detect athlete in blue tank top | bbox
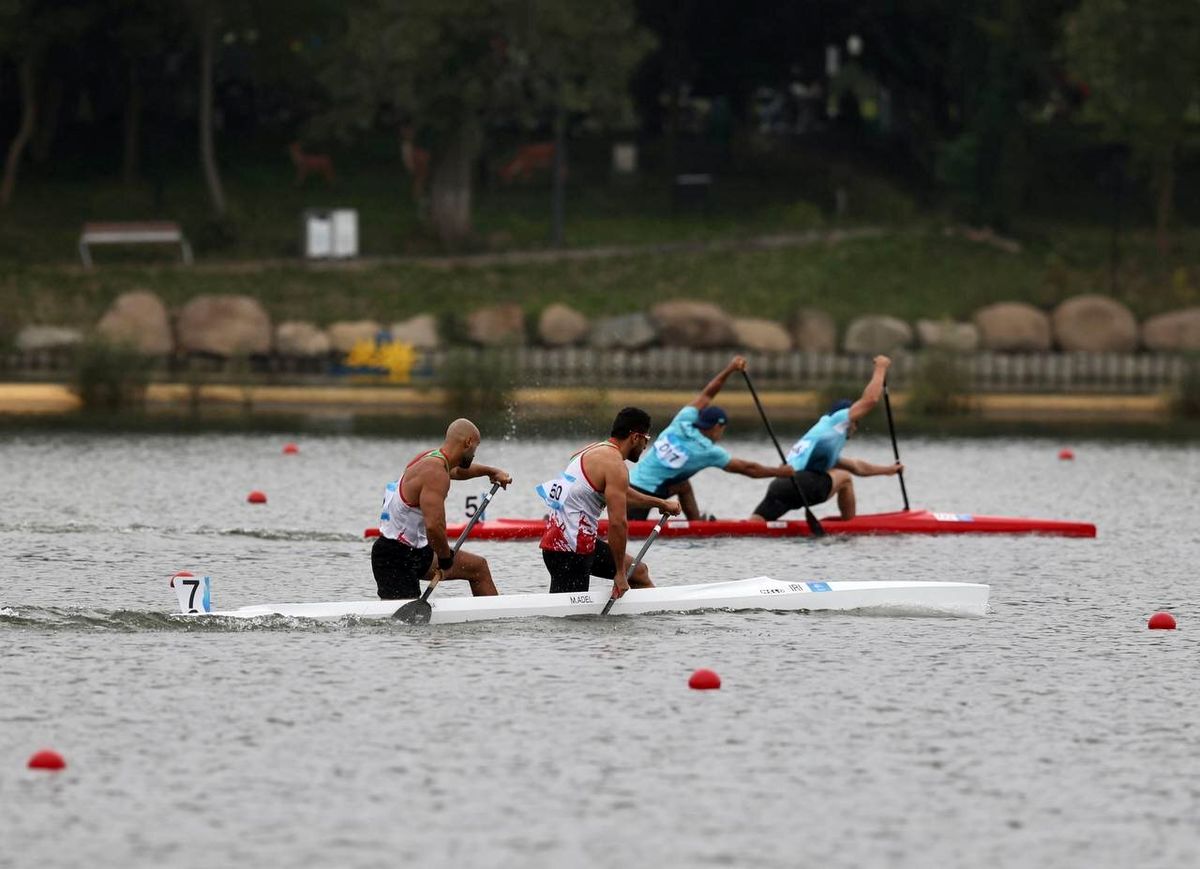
[751,355,904,522]
[628,356,794,520]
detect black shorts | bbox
[542,539,619,594]
[371,536,433,600]
[752,471,834,521]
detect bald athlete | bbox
[372,418,512,600]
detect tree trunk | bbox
[31,75,63,164]
[429,120,478,247]
[550,101,566,247]
[198,4,227,217]
[1,56,38,208]
[1154,150,1174,256]
[123,65,143,184]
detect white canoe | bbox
[194,577,989,624]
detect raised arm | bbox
[418,471,453,562]
[849,355,891,423]
[690,355,747,409]
[723,458,794,479]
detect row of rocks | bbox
[9,291,1200,356]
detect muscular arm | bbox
[724,458,794,479]
[592,452,630,573]
[450,463,512,487]
[417,470,453,561]
[849,355,891,423]
[689,355,746,410]
[626,486,681,515]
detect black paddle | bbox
[600,513,671,616]
[882,377,910,511]
[741,370,825,537]
[393,481,502,625]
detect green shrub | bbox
[1174,356,1200,419]
[71,339,151,413]
[907,350,974,417]
[440,347,517,425]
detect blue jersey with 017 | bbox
[628,406,732,496]
[786,408,851,473]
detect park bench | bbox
[78,221,193,267]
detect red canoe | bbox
[435,509,1096,541]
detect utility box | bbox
[612,142,638,174]
[302,208,358,259]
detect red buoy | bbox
[364,527,380,539]
[1058,448,1075,461]
[247,491,267,504]
[688,668,721,690]
[1148,612,1177,630]
[282,443,299,455]
[27,750,66,771]
[169,570,194,588]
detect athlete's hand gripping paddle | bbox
[393,482,502,625]
[601,513,670,616]
[882,377,910,511]
[741,371,825,537]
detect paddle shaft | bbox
[882,379,910,511]
[415,481,502,604]
[601,513,670,616]
[741,371,825,537]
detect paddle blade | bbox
[392,599,432,625]
[804,509,826,537]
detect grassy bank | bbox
[4,227,1200,338]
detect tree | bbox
[1066,0,1200,252]
[0,0,91,207]
[323,0,652,246]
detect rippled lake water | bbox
[2,430,1199,868]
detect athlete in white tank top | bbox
[537,442,616,554]
[379,448,448,548]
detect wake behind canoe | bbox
[441,509,1096,541]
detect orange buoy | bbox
[27,749,66,771]
[282,443,299,455]
[688,668,721,690]
[1148,612,1177,630]
[169,570,194,588]
[247,491,267,504]
[1058,448,1075,461]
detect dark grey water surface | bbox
[2,432,1198,868]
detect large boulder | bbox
[465,303,526,346]
[275,321,331,357]
[973,302,1052,352]
[1052,294,1137,352]
[326,320,384,354]
[650,300,736,348]
[843,315,913,354]
[589,313,657,349]
[537,303,589,347]
[916,319,979,353]
[1141,307,1200,352]
[96,290,173,355]
[789,308,837,353]
[390,314,441,350]
[16,325,84,351]
[732,317,792,352]
[177,295,272,356]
